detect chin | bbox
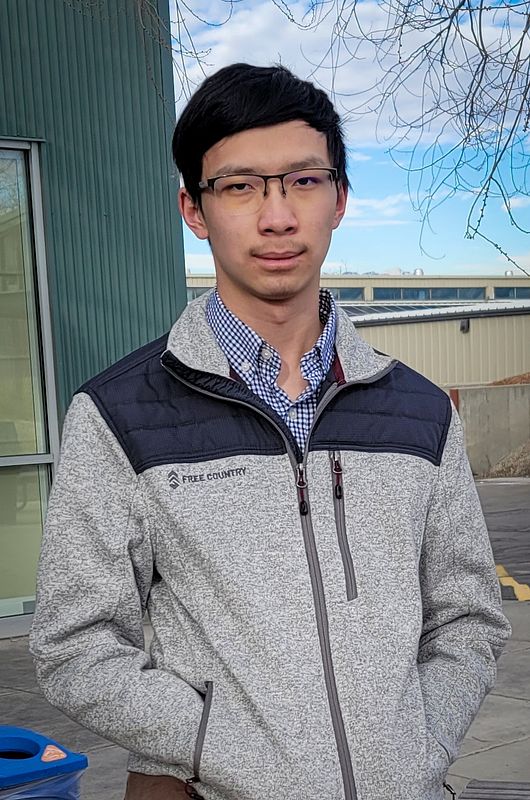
[252,280,307,303]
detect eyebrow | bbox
[210,157,330,177]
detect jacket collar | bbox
[165,288,393,383]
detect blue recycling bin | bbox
[0,727,88,799]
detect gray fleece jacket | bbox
[30,292,510,800]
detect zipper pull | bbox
[297,464,309,516]
[185,777,203,799]
[329,451,343,500]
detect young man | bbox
[30,64,510,800]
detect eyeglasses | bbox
[198,167,338,215]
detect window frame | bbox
[0,139,59,632]
[0,139,60,474]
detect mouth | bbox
[253,250,304,265]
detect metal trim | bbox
[353,306,530,327]
[28,142,61,477]
[0,454,54,467]
[0,138,45,148]
[0,613,34,640]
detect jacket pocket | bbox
[329,451,358,601]
[425,729,451,793]
[427,731,451,766]
[192,681,214,780]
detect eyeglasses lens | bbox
[213,169,334,215]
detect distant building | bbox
[351,302,530,386]
[186,273,530,304]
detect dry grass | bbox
[486,439,530,478]
[490,372,530,385]
[484,372,530,476]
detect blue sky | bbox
[170,0,530,277]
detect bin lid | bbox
[0,726,88,789]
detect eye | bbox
[291,173,326,189]
[226,182,254,192]
[216,176,261,194]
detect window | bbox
[338,287,364,301]
[495,286,530,299]
[430,287,459,300]
[0,466,48,617]
[0,143,58,623]
[402,288,430,300]
[373,287,402,300]
[494,287,515,299]
[458,287,485,300]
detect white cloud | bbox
[503,197,530,211]
[345,193,410,219]
[185,252,215,273]
[504,252,530,271]
[342,218,409,228]
[349,152,372,162]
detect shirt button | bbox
[240,360,252,374]
[288,408,298,420]
[261,346,273,361]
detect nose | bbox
[257,178,298,235]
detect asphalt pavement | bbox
[477,478,530,600]
[0,478,528,799]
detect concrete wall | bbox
[451,384,530,475]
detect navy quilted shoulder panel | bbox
[77,338,287,474]
[311,362,451,466]
[78,344,450,472]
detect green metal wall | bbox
[0,0,186,418]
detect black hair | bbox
[172,63,348,204]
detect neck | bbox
[215,282,323,401]
[217,287,323,363]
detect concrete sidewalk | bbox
[446,600,530,796]
[0,600,528,799]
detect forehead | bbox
[201,120,330,176]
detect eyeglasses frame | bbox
[197,167,339,199]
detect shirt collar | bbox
[206,290,264,380]
[206,288,337,384]
[312,289,336,379]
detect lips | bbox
[254,250,303,260]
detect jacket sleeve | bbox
[29,392,203,769]
[418,404,511,763]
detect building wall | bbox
[453,385,530,475]
[356,314,530,386]
[0,0,186,416]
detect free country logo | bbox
[167,467,247,488]
[168,470,180,489]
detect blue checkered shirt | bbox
[206,289,337,451]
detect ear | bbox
[332,183,348,230]
[179,188,209,240]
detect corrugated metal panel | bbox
[0,0,185,416]
[358,314,530,386]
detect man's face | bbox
[179,120,347,306]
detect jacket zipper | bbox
[185,680,214,797]
[329,451,358,601]
[296,461,358,800]
[162,355,396,800]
